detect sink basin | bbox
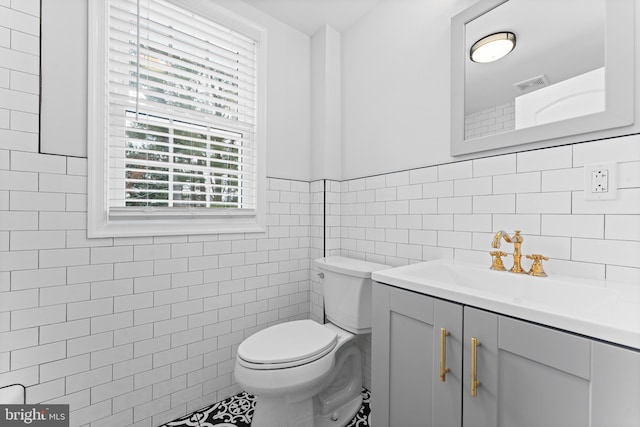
[372,259,640,349]
[373,259,618,316]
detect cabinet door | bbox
[591,341,640,427]
[463,307,593,427]
[372,283,462,427]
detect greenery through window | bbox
[123,111,243,208]
[88,0,265,237]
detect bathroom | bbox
[1,0,639,425]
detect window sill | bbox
[87,210,266,238]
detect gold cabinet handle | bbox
[439,328,450,382]
[471,337,481,396]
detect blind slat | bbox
[107,126,258,153]
[108,0,259,211]
[107,99,257,135]
[107,88,257,130]
[107,26,258,85]
[110,1,257,56]
[106,64,257,122]
[116,162,256,179]
[106,46,257,99]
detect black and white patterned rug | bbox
[162,388,371,427]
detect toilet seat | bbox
[237,320,338,370]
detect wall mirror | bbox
[451,0,635,156]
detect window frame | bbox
[87,0,267,238]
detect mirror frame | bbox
[451,0,635,156]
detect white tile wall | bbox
[340,136,640,280]
[338,136,640,390]
[1,171,310,427]
[464,101,515,139]
[1,9,313,423]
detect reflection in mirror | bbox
[450,0,634,157]
[465,0,605,140]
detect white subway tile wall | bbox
[2,168,312,427]
[1,6,313,422]
[2,2,640,426]
[339,136,640,280]
[464,101,515,139]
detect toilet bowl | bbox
[235,320,362,427]
[233,256,390,427]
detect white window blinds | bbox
[108,0,258,212]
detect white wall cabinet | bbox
[372,282,640,427]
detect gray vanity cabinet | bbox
[590,340,640,427]
[371,282,462,427]
[372,283,640,427]
[463,307,640,427]
[463,307,593,427]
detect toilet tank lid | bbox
[315,256,390,278]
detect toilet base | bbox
[250,388,362,427]
[248,339,363,427]
[251,395,314,427]
[314,393,362,427]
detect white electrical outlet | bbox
[584,162,617,200]
[591,169,608,192]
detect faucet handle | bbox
[489,251,508,271]
[526,254,549,277]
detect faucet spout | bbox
[492,230,508,248]
[491,230,526,274]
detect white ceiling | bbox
[239,0,381,35]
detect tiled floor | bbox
[161,388,371,427]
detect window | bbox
[88,0,266,237]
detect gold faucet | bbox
[491,230,526,274]
[489,251,507,271]
[526,254,549,277]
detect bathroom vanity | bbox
[370,260,640,427]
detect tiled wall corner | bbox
[325,180,342,257]
[309,179,342,325]
[309,180,325,324]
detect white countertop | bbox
[372,259,640,350]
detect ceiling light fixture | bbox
[470,32,516,63]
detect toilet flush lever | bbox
[317,272,324,279]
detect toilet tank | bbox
[315,256,390,334]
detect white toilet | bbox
[234,256,389,427]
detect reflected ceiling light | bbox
[470,32,516,63]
